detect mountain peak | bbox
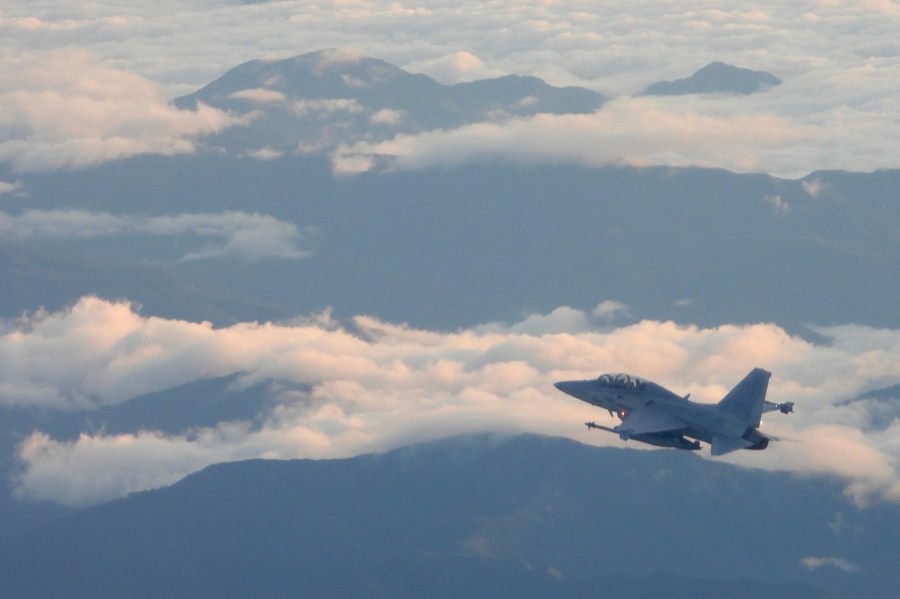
[174,49,411,110]
[642,62,782,96]
[272,48,408,85]
[172,49,604,156]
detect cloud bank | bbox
[0,49,237,172]
[0,209,312,261]
[331,97,818,176]
[5,297,899,507]
[3,2,900,175]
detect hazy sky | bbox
[2,1,900,175]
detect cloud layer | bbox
[2,2,900,175]
[331,97,819,176]
[0,49,237,171]
[0,209,312,260]
[5,297,899,507]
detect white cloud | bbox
[242,146,284,161]
[764,194,791,217]
[313,47,366,75]
[474,305,595,336]
[330,151,377,175]
[293,98,364,118]
[0,180,22,195]
[404,51,500,84]
[16,429,243,507]
[0,209,312,261]
[5,297,900,506]
[800,556,860,573]
[370,108,405,125]
[331,97,823,177]
[802,178,831,198]
[227,88,287,103]
[474,301,630,335]
[0,48,242,172]
[591,300,631,321]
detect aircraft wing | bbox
[618,409,686,438]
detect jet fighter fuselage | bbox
[554,369,793,456]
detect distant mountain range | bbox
[172,52,780,156]
[642,62,782,96]
[6,52,894,333]
[838,383,900,431]
[1,434,893,598]
[5,155,898,331]
[174,49,605,155]
[5,51,891,332]
[0,244,287,325]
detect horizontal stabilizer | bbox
[710,435,753,456]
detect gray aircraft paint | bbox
[555,369,793,455]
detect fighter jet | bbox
[554,368,793,456]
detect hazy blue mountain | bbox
[0,244,292,325]
[0,434,893,598]
[173,49,605,154]
[0,374,283,543]
[0,375,270,444]
[7,156,899,331]
[3,54,893,331]
[642,62,782,96]
[837,383,900,431]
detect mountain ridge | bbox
[5,156,899,330]
[0,433,894,597]
[643,61,782,96]
[173,49,605,154]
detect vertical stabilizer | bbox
[717,368,771,427]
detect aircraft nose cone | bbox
[554,381,576,394]
[554,380,592,402]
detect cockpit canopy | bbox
[596,373,647,390]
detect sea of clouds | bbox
[1,1,899,176]
[3,297,897,507]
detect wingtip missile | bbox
[764,400,795,415]
[584,421,618,434]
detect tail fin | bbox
[717,368,771,427]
